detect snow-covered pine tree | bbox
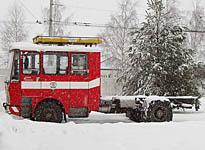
[120,0,199,96]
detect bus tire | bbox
[34,100,63,123]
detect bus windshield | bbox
[10,50,20,81]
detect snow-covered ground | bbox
[0,90,205,150]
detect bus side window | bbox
[43,52,68,75]
[71,54,88,75]
[11,51,20,80]
[22,52,40,75]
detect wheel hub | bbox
[43,109,57,121]
[155,108,166,119]
[156,109,163,118]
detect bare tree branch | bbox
[100,0,139,70]
[0,1,28,51]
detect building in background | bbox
[100,56,122,96]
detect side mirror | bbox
[4,80,9,85]
[84,69,89,76]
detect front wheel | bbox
[34,100,63,123]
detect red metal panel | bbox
[8,82,21,116]
[8,48,101,117]
[89,86,100,111]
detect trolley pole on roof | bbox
[49,0,53,36]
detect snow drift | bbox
[0,90,205,150]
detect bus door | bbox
[69,53,89,109]
[20,51,41,117]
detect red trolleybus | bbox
[3,36,176,123]
[4,36,102,122]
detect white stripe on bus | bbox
[89,78,100,89]
[21,78,100,89]
[11,107,19,113]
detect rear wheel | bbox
[34,100,63,123]
[147,101,172,122]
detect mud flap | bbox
[68,107,89,118]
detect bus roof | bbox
[10,42,101,53]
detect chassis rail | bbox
[99,96,200,113]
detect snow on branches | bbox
[120,0,199,96]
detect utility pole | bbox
[49,0,53,36]
[48,0,54,66]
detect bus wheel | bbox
[147,101,172,122]
[34,101,63,123]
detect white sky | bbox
[0,0,204,42]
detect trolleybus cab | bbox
[4,36,102,122]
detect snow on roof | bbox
[10,42,101,52]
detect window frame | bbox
[22,51,40,75]
[71,53,88,76]
[42,51,69,75]
[11,50,20,81]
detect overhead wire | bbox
[18,0,42,24]
[0,0,204,33]
[0,20,40,25]
[1,19,205,33]
[16,0,146,26]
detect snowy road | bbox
[0,90,205,150]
